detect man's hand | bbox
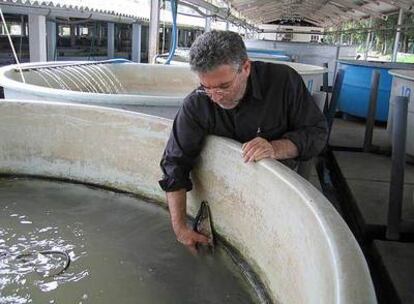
[242,137,275,162]
[174,225,210,247]
[166,189,209,253]
[242,137,299,162]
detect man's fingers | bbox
[246,146,275,162]
[242,137,264,155]
[242,141,260,156]
[244,144,268,162]
[246,147,264,162]
[243,142,265,161]
[242,136,262,148]
[254,148,273,162]
[245,146,261,162]
[176,228,209,247]
[195,232,210,244]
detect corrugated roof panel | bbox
[230,0,410,26]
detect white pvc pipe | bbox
[392,8,404,62]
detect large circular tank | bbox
[387,69,414,156]
[337,60,414,122]
[0,60,199,106]
[0,99,376,303]
[0,60,326,106]
[155,48,291,65]
[244,39,358,84]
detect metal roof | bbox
[0,0,148,21]
[0,0,250,30]
[228,0,414,26]
[1,0,413,28]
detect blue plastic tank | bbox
[246,48,286,55]
[247,48,291,62]
[337,60,414,122]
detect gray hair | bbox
[189,30,248,73]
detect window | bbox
[310,35,319,42]
[1,23,23,36]
[282,29,293,41]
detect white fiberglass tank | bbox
[0,99,376,304]
[0,60,326,106]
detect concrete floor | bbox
[329,116,414,304]
[372,240,414,304]
[329,117,391,149]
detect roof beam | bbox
[240,2,284,14]
[251,4,346,22]
[180,0,258,29]
[234,0,277,11]
[376,0,414,12]
[330,0,387,19]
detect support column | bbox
[46,21,56,61]
[392,8,404,62]
[148,0,160,63]
[97,22,102,46]
[28,14,46,62]
[225,4,230,31]
[204,14,211,32]
[132,23,142,63]
[107,22,115,59]
[179,29,185,47]
[364,17,372,60]
[183,30,188,47]
[70,24,76,47]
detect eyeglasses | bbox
[196,72,240,96]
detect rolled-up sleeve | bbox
[159,95,208,192]
[282,70,328,160]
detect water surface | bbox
[0,178,258,304]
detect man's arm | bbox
[281,70,328,160]
[166,189,209,247]
[159,95,211,247]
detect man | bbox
[159,30,327,249]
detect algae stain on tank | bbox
[0,178,260,304]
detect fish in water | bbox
[193,201,215,252]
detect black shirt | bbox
[159,61,328,192]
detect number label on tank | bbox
[401,86,411,98]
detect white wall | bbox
[259,24,323,43]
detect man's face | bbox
[198,60,251,110]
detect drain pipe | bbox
[165,0,178,65]
[386,95,410,240]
